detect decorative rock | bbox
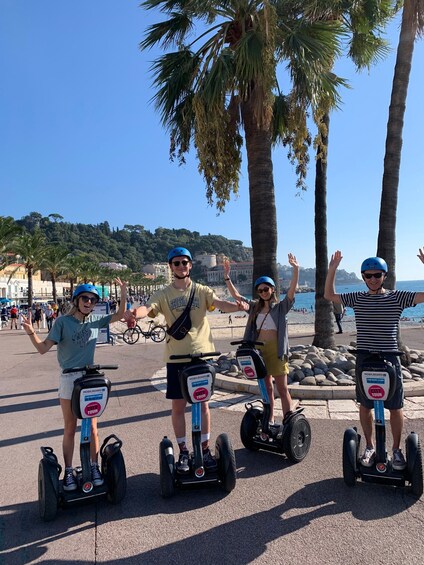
[230,364,239,373]
[300,376,317,386]
[337,378,355,386]
[313,368,325,376]
[315,375,326,384]
[325,373,338,383]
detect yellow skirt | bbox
[257,339,289,376]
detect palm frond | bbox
[140,14,194,50]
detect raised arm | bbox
[414,248,424,304]
[213,297,249,313]
[286,253,299,301]
[324,250,343,303]
[111,278,128,322]
[223,257,244,301]
[21,312,56,354]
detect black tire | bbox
[151,325,166,343]
[282,414,312,463]
[343,428,358,487]
[38,459,59,521]
[106,451,127,504]
[159,440,175,498]
[240,408,262,451]
[406,433,423,498]
[215,433,237,493]
[123,328,140,345]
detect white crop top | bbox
[256,312,277,331]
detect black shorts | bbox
[166,362,190,400]
[355,353,404,410]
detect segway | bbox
[343,350,423,497]
[232,340,311,463]
[159,352,237,498]
[38,365,127,521]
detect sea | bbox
[292,280,424,321]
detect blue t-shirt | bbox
[47,314,113,370]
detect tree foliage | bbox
[13,212,252,270]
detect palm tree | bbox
[11,230,48,308]
[309,1,393,348]
[42,246,70,303]
[0,216,21,271]
[141,1,345,290]
[377,0,424,289]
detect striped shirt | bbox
[340,290,416,351]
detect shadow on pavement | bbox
[6,477,419,565]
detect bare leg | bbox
[359,405,374,447]
[60,399,77,467]
[274,373,292,417]
[264,374,275,423]
[201,401,211,438]
[90,417,100,462]
[172,398,187,440]
[390,409,404,450]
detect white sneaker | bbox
[360,447,375,467]
[392,449,406,471]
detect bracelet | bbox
[224,277,230,281]
[28,331,35,336]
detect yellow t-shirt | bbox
[148,282,217,362]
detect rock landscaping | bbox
[213,344,424,387]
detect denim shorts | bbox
[58,371,83,400]
[355,353,404,410]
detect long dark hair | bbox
[249,286,277,326]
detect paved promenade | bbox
[1,328,424,564]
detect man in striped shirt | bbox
[325,250,424,470]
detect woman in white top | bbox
[224,254,299,424]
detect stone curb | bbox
[214,373,424,400]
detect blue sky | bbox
[0,1,423,281]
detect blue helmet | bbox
[72,284,100,303]
[167,247,192,263]
[361,257,388,273]
[254,276,275,289]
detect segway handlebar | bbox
[231,339,264,347]
[169,352,221,361]
[62,364,119,374]
[349,349,404,357]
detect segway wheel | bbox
[151,326,166,343]
[342,428,359,487]
[123,328,140,345]
[240,408,262,451]
[215,433,237,493]
[406,433,423,498]
[159,440,175,498]
[282,414,311,463]
[106,451,127,504]
[38,459,59,521]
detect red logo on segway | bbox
[195,467,205,478]
[84,402,101,416]
[367,385,385,399]
[244,367,256,379]
[193,387,208,401]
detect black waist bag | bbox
[167,284,195,340]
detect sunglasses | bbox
[79,295,98,304]
[257,287,272,294]
[363,272,384,280]
[172,260,190,267]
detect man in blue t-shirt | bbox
[325,249,424,470]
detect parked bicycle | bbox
[123,319,166,344]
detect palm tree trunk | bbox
[241,95,278,294]
[377,0,417,290]
[28,266,33,309]
[52,275,57,304]
[313,114,335,348]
